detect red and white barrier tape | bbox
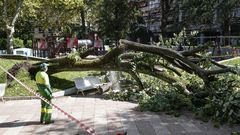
[0,65,98,135]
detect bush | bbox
[105,71,240,125]
[139,83,192,116]
[25,40,32,48]
[13,37,24,48]
[196,74,240,125]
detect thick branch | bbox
[11,0,24,26]
[155,64,182,76]
[120,39,208,82]
[128,70,144,90]
[181,43,210,56]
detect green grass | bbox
[218,57,240,66]
[0,58,99,97]
[0,58,37,97]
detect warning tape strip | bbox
[0,65,98,135]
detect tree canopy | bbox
[96,0,140,44]
[0,0,84,53]
[181,0,240,34]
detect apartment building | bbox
[138,0,161,35]
[137,0,240,45]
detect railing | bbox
[32,50,49,58]
[195,36,240,46]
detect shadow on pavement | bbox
[0,120,41,128]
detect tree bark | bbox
[80,8,86,38]
[4,0,24,54]
[6,25,16,54]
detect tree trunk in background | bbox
[80,8,86,38]
[3,0,24,54]
[6,26,14,54]
[160,0,172,37]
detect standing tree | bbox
[78,0,100,38]
[96,0,140,45]
[0,0,25,54]
[34,0,84,33]
[0,0,84,54]
[181,0,240,35]
[160,0,177,37]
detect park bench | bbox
[73,76,107,96]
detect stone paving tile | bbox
[154,126,172,135]
[0,97,239,135]
[135,120,156,135]
[47,120,66,135]
[63,121,79,135]
[94,117,108,133]
[126,121,140,135]
[167,123,187,135]
[181,121,202,133]
[147,114,172,135]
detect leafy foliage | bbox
[158,28,198,47]
[13,38,24,48]
[0,38,7,49]
[14,16,34,42]
[25,40,32,48]
[181,0,240,34]
[138,78,192,116]
[34,0,84,30]
[106,89,138,101]
[97,0,140,43]
[196,74,240,125]
[64,52,81,66]
[106,70,240,125]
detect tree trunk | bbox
[3,0,24,54]
[80,8,86,38]
[6,26,14,54]
[160,0,172,37]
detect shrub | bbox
[25,40,32,48]
[105,70,240,125]
[196,74,240,125]
[139,83,192,116]
[13,38,24,48]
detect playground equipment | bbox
[32,27,78,58]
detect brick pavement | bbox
[0,96,239,135]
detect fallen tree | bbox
[2,39,237,94]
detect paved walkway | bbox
[0,96,239,135]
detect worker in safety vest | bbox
[35,63,54,124]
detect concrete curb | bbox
[3,96,38,101]
[2,87,77,101]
